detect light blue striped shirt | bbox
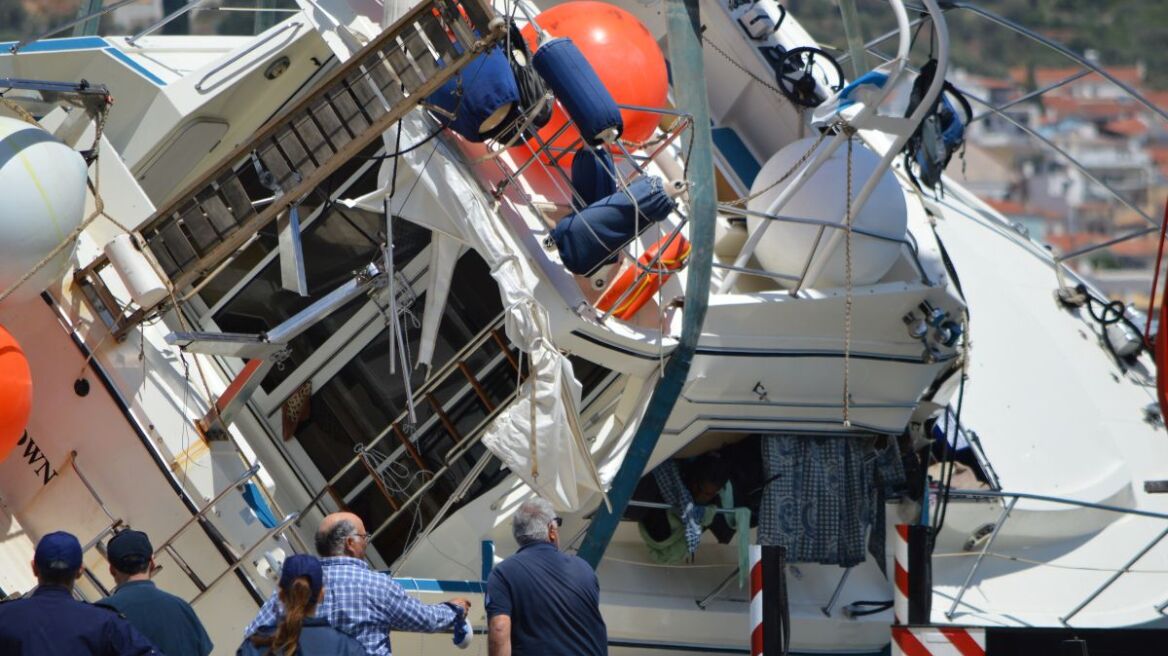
[245,556,457,656]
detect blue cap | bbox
[107,530,153,572]
[35,531,83,574]
[279,554,323,600]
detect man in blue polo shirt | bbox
[486,497,607,656]
[98,529,212,656]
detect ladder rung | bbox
[346,73,387,122]
[366,54,406,103]
[385,45,424,93]
[258,139,296,187]
[327,88,370,136]
[277,128,316,178]
[199,191,237,234]
[145,230,180,277]
[306,99,352,149]
[218,174,254,222]
[457,361,496,412]
[403,27,440,81]
[157,220,199,270]
[426,393,463,443]
[291,113,333,166]
[180,202,219,252]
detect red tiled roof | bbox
[1110,235,1163,259]
[1044,232,1097,253]
[1042,96,1136,119]
[1104,117,1148,136]
[985,198,1026,215]
[1010,66,1144,89]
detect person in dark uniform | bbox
[239,554,366,655]
[98,529,213,656]
[486,497,607,656]
[0,531,158,655]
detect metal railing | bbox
[63,450,300,606]
[857,2,1168,267]
[942,489,1168,625]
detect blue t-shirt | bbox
[485,542,607,656]
[99,580,212,656]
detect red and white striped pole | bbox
[750,545,763,656]
[894,524,910,625]
[893,523,933,625]
[749,545,787,655]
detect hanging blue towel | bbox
[532,37,623,145]
[551,175,675,276]
[570,146,617,210]
[428,45,520,142]
[242,481,279,529]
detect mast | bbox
[577,0,716,568]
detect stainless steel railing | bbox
[942,489,1168,625]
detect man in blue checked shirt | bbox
[245,512,471,655]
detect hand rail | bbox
[152,464,262,554]
[942,489,1168,624]
[192,21,302,92]
[191,512,299,604]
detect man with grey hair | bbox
[245,511,471,655]
[486,497,607,655]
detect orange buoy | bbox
[0,325,32,462]
[597,233,691,320]
[517,1,668,166]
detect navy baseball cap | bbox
[107,530,153,572]
[279,554,323,600]
[35,531,83,573]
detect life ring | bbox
[596,233,691,320]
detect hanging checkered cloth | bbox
[758,434,874,567]
[652,460,706,559]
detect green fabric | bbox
[639,505,717,564]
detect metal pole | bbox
[577,0,716,569]
[821,567,852,617]
[697,568,740,610]
[946,496,1016,619]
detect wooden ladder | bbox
[76,0,502,337]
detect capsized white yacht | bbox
[1,0,1166,654]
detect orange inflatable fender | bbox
[517,1,668,166]
[0,324,32,462]
[597,233,691,320]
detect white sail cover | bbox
[481,343,603,510]
[342,111,604,510]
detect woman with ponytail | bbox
[238,555,365,655]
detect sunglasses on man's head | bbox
[551,517,563,527]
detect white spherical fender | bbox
[0,116,88,303]
[746,136,907,288]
